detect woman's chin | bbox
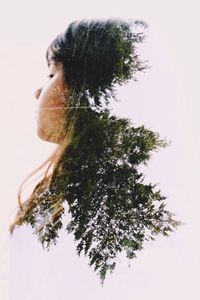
[37,126,61,144]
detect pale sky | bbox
[0,0,199,299]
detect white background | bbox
[0,0,199,299]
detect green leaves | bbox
[52,18,149,109]
[19,107,180,284]
[43,109,180,284]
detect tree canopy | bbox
[22,108,180,284]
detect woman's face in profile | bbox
[34,52,68,144]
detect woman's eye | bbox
[47,74,54,79]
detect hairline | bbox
[46,46,61,68]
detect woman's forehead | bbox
[47,47,56,66]
[47,48,62,68]
[47,48,54,61]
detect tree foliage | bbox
[11,18,181,284]
[52,18,149,108]
[22,108,180,284]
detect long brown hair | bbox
[9,113,77,233]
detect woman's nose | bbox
[34,87,42,99]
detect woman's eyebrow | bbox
[47,54,56,67]
[48,56,54,64]
[48,60,57,69]
[48,58,61,68]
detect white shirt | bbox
[6,202,132,300]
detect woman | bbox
[9,17,180,283]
